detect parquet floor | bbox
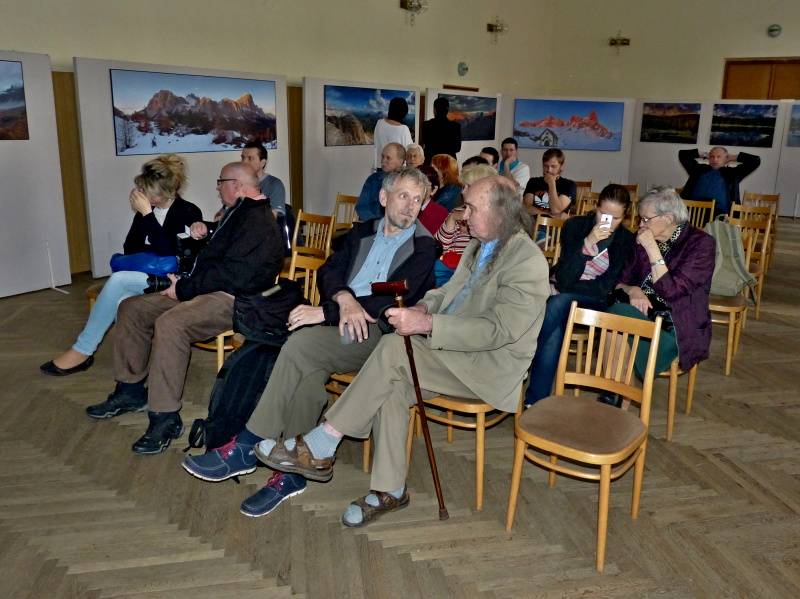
[1,220,799,598]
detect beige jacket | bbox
[420,231,550,412]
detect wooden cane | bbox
[371,281,449,520]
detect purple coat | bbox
[618,226,715,370]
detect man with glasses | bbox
[86,162,284,455]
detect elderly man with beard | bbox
[256,176,550,526]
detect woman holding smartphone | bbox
[524,184,634,406]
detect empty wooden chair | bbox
[573,180,592,213]
[683,199,716,229]
[506,303,662,572]
[730,203,776,273]
[728,215,771,319]
[292,210,335,259]
[534,214,564,266]
[576,191,600,216]
[333,193,359,234]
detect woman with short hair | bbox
[372,97,413,169]
[41,154,202,376]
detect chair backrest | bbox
[534,214,564,266]
[729,203,773,222]
[683,199,716,229]
[576,191,600,216]
[287,252,325,306]
[333,193,359,232]
[573,181,592,212]
[611,182,639,199]
[728,215,772,270]
[292,210,335,258]
[742,191,779,210]
[555,303,662,425]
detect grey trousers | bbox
[325,333,478,493]
[114,292,234,412]
[246,323,382,440]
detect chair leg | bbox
[475,412,485,511]
[666,360,678,441]
[548,454,558,488]
[631,443,647,519]
[216,335,225,372]
[446,410,454,443]
[596,464,611,573]
[415,412,422,438]
[685,364,698,415]
[362,437,371,473]
[405,407,416,470]
[754,276,764,320]
[724,312,735,376]
[505,437,527,531]
[733,310,744,356]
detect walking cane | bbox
[371,280,449,520]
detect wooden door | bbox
[723,59,800,99]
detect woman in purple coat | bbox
[601,187,715,405]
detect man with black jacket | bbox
[679,147,760,216]
[86,162,284,454]
[182,167,438,517]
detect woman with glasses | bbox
[525,184,635,406]
[41,154,201,376]
[600,186,715,406]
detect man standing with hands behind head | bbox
[523,149,577,221]
[679,146,760,216]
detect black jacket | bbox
[552,213,634,299]
[317,219,438,325]
[176,197,283,301]
[679,149,760,211]
[122,196,202,256]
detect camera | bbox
[143,275,171,294]
[176,234,206,275]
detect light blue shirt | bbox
[348,219,417,297]
[444,239,498,314]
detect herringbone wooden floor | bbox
[2,221,799,598]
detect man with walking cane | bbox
[260,176,550,526]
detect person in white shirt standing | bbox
[373,97,413,169]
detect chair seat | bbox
[708,294,746,312]
[518,395,646,460]
[424,394,496,414]
[330,371,357,384]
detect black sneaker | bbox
[132,411,183,455]
[86,381,147,419]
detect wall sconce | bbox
[608,31,631,53]
[486,17,509,44]
[400,0,428,25]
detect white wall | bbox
[74,57,289,277]
[499,95,637,190]
[0,51,70,297]
[424,89,503,166]
[628,100,788,210]
[302,77,419,216]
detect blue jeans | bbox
[525,292,608,406]
[73,270,149,355]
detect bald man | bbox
[679,146,760,216]
[86,162,285,455]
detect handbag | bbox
[233,278,307,345]
[109,252,178,276]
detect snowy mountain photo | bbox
[513,99,624,151]
[110,69,277,156]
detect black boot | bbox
[86,381,147,419]
[596,391,623,409]
[132,411,183,455]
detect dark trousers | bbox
[525,292,608,406]
[114,292,234,412]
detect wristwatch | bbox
[650,258,666,266]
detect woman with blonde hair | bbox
[430,153,463,211]
[41,154,202,376]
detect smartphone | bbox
[599,213,613,229]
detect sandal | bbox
[259,435,335,482]
[341,490,410,528]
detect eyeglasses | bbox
[216,178,237,186]
[638,214,662,224]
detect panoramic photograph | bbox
[0,60,28,140]
[513,98,624,151]
[438,93,497,141]
[709,103,777,148]
[110,69,278,156]
[324,84,415,146]
[640,102,701,144]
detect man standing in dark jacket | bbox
[421,97,462,161]
[181,168,438,517]
[679,147,760,216]
[86,162,284,454]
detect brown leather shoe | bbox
[258,435,334,482]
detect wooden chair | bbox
[611,184,640,229]
[534,214,564,267]
[332,193,359,234]
[573,180,592,213]
[730,203,776,274]
[683,199,716,229]
[576,191,600,216]
[709,294,747,376]
[86,283,104,310]
[506,303,662,572]
[658,360,698,441]
[728,215,771,319]
[280,210,335,277]
[742,192,779,261]
[287,253,325,306]
[192,330,242,372]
